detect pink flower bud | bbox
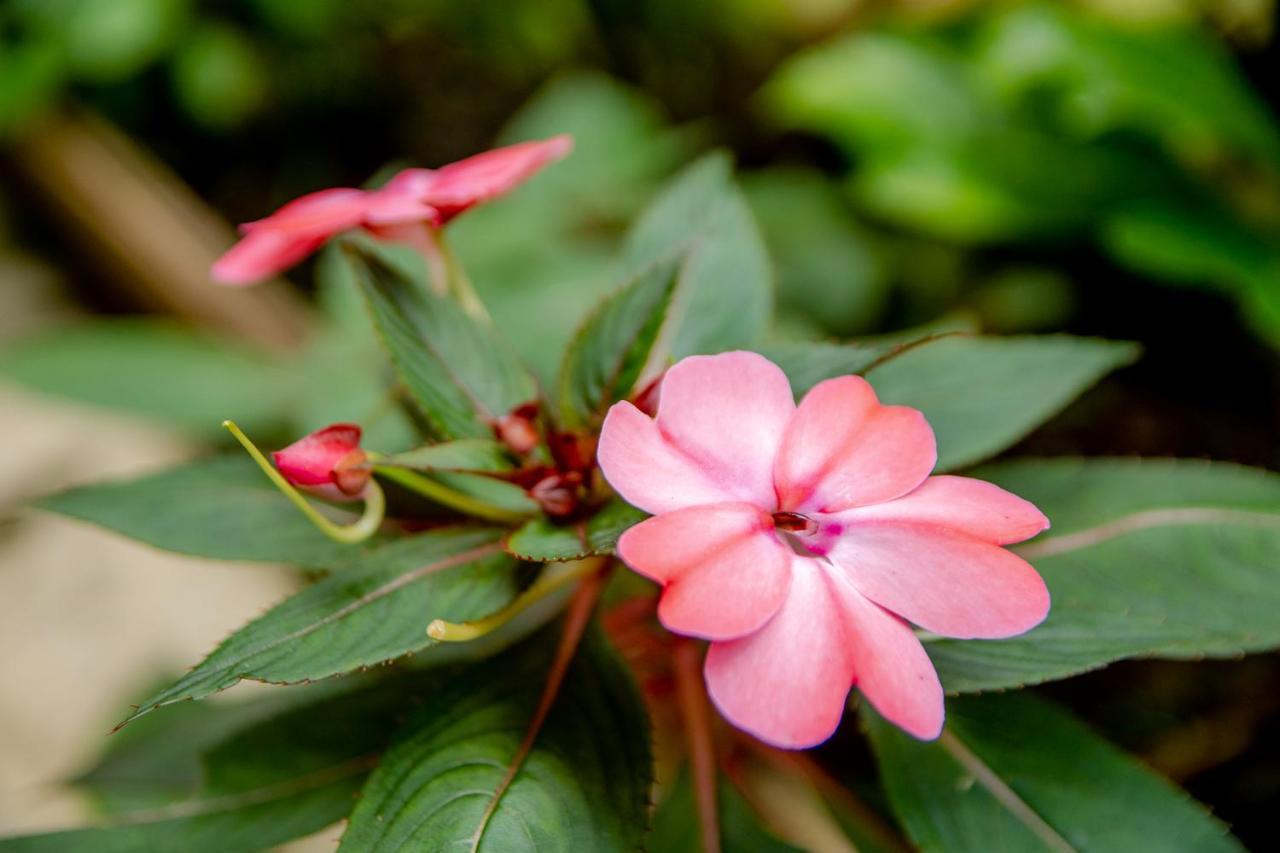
[272,424,371,502]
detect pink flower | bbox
[273,424,371,502]
[597,352,1050,748]
[212,135,573,285]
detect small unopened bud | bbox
[494,403,541,454]
[530,471,583,519]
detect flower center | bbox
[771,511,816,534]
[772,510,833,558]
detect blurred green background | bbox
[2,0,1279,847]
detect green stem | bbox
[222,420,384,545]
[427,557,608,642]
[372,463,529,525]
[410,225,491,321]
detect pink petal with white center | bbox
[599,403,749,514]
[704,557,855,749]
[652,351,796,509]
[828,571,944,740]
[211,228,329,285]
[827,521,1050,639]
[774,375,936,514]
[425,135,573,223]
[836,475,1049,545]
[617,503,792,641]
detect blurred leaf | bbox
[120,528,516,726]
[929,458,1280,692]
[384,439,514,473]
[744,168,888,336]
[979,4,1280,165]
[38,456,379,566]
[970,267,1075,333]
[453,73,681,380]
[556,254,682,429]
[867,692,1242,853]
[650,770,801,853]
[505,499,647,562]
[63,0,190,83]
[338,630,652,851]
[864,335,1138,470]
[497,72,683,223]
[1102,199,1280,342]
[2,675,447,852]
[620,152,773,358]
[0,35,65,135]
[1,320,293,439]
[170,22,267,130]
[764,32,983,153]
[345,243,538,440]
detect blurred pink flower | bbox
[273,423,371,502]
[212,135,573,285]
[598,351,1050,748]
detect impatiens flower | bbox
[597,351,1050,748]
[273,423,371,502]
[212,135,573,285]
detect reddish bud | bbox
[493,403,541,455]
[273,424,370,502]
[530,471,583,519]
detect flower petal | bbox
[828,572,944,740]
[775,376,936,514]
[212,228,328,285]
[835,475,1049,545]
[704,557,855,749]
[617,503,791,641]
[653,351,796,509]
[425,135,573,222]
[241,188,370,237]
[599,402,748,514]
[827,521,1050,639]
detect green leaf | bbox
[38,456,379,567]
[505,499,647,562]
[384,439,515,473]
[619,152,773,359]
[867,692,1242,853]
[864,335,1138,470]
[345,243,538,440]
[0,320,293,439]
[760,339,897,396]
[339,629,652,851]
[763,32,983,154]
[556,254,682,429]
[121,527,517,725]
[744,168,888,337]
[928,458,1280,692]
[0,675,447,852]
[649,770,801,853]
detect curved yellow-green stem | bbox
[222,420,385,545]
[427,557,608,642]
[371,463,529,525]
